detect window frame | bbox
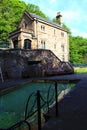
[61,32,64,37]
[41,25,45,32]
[41,40,46,49]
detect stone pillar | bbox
[18,33,22,48]
[9,39,14,48]
[19,31,24,48]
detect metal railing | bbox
[0,82,66,130]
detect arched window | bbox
[23,22,27,29]
[24,39,31,49]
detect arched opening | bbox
[24,39,31,49]
[13,40,18,48]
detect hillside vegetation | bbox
[0,0,87,64]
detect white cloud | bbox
[81,33,87,38]
[71,28,79,36]
[49,0,56,4]
[62,10,81,22]
[70,28,87,38]
[77,32,87,38]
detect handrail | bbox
[25,92,36,119]
[61,61,74,74]
[0,82,59,130]
[0,67,4,82]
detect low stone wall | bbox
[0,49,74,79]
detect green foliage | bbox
[74,67,87,73]
[0,0,48,41]
[27,3,48,19]
[62,23,71,36]
[0,41,9,48]
[0,0,27,41]
[69,36,87,64]
[52,18,56,23]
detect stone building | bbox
[9,11,69,61]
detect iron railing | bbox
[0,81,74,130]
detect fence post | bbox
[55,82,58,116]
[0,67,4,82]
[37,90,41,130]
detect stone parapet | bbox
[0,49,74,79]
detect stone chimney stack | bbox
[56,12,62,25]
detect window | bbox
[41,41,46,49]
[41,25,45,32]
[24,39,31,49]
[61,32,64,37]
[61,44,64,52]
[23,22,27,29]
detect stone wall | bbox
[0,49,74,79]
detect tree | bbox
[26,3,48,19]
[0,0,49,41]
[62,23,71,36]
[1,0,87,65]
[69,36,87,64]
[0,0,27,41]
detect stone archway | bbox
[13,39,18,48]
[24,39,31,49]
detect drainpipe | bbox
[36,19,38,49]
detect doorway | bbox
[24,39,31,49]
[13,40,18,48]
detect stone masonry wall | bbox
[0,49,73,79]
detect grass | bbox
[74,67,87,73]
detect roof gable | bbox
[18,10,67,32]
[18,11,34,29]
[26,11,67,32]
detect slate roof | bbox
[25,11,67,32]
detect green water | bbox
[0,82,75,129]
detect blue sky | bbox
[22,0,87,37]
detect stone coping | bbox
[0,73,86,95]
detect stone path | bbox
[42,74,87,130]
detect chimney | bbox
[56,12,62,25]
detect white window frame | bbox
[41,25,45,32]
[41,41,46,49]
